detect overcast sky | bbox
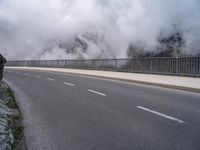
[0,0,200,60]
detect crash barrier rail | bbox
[6,57,200,77]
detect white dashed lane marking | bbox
[64,82,75,86]
[88,89,106,96]
[137,106,186,124]
[47,78,55,81]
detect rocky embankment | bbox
[0,81,25,150]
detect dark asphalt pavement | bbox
[4,69,200,150]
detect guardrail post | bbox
[103,59,105,70]
[175,57,178,75]
[150,59,153,73]
[131,59,134,72]
[115,59,118,70]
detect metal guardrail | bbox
[6,57,200,77]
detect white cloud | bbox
[0,0,200,60]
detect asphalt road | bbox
[4,69,200,150]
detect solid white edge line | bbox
[88,89,106,96]
[47,78,55,81]
[64,82,75,86]
[137,106,186,124]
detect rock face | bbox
[0,83,14,150]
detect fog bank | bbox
[0,0,200,60]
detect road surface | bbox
[4,69,200,150]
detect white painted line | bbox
[47,78,55,81]
[137,106,186,124]
[35,75,41,78]
[64,82,75,86]
[88,89,106,96]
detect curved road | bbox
[4,69,200,150]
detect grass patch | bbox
[12,125,25,149]
[7,87,14,97]
[13,126,24,140]
[7,88,18,109]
